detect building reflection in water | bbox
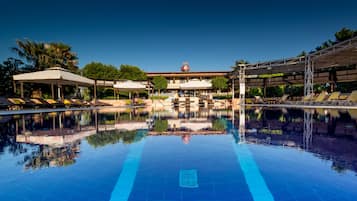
[1,107,357,173]
[240,107,357,174]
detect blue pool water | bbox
[0,108,357,201]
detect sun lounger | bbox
[346,91,357,103]
[28,98,51,108]
[45,99,65,108]
[254,96,265,104]
[339,91,357,106]
[295,94,314,105]
[327,92,341,101]
[71,99,89,107]
[277,94,289,104]
[312,92,328,105]
[63,99,82,107]
[7,98,34,108]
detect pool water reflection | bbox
[0,107,356,201]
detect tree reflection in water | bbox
[86,130,146,148]
[20,142,80,170]
[0,116,27,157]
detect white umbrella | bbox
[113,80,146,91]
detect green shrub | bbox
[154,119,168,132]
[213,94,232,99]
[266,86,283,97]
[246,87,263,98]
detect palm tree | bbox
[45,43,79,72]
[12,39,47,71]
[13,39,79,72]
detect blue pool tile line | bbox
[110,139,146,201]
[228,121,275,201]
[232,144,275,201]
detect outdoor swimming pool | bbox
[0,107,357,201]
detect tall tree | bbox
[212,76,228,93]
[82,62,120,80]
[232,59,249,72]
[235,59,249,66]
[118,64,147,80]
[297,51,307,57]
[335,27,357,42]
[152,76,167,95]
[0,58,26,96]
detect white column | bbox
[57,85,61,100]
[239,104,245,143]
[238,64,246,105]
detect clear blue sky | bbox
[1,0,357,72]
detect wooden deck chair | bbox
[45,99,65,108]
[313,92,328,104]
[303,94,314,101]
[278,94,289,104]
[254,96,265,104]
[29,98,51,108]
[8,98,34,108]
[340,91,357,106]
[327,92,341,101]
[63,99,82,107]
[347,91,357,103]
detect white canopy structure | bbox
[13,67,94,86]
[115,122,148,130]
[12,67,96,100]
[179,79,212,90]
[180,122,212,131]
[113,80,146,91]
[113,80,148,99]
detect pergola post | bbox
[304,56,314,96]
[57,85,62,101]
[13,81,16,94]
[231,77,235,105]
[20,82,24,98]
[93,80,97,102]
[51,83,55,99]
[61,86,64,100]
[95,110,98,133]
[238,64,246,105]
[75,84,79,98]
[263,78,267,98]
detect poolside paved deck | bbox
[0,105,141,116]
[247,104,357,110]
